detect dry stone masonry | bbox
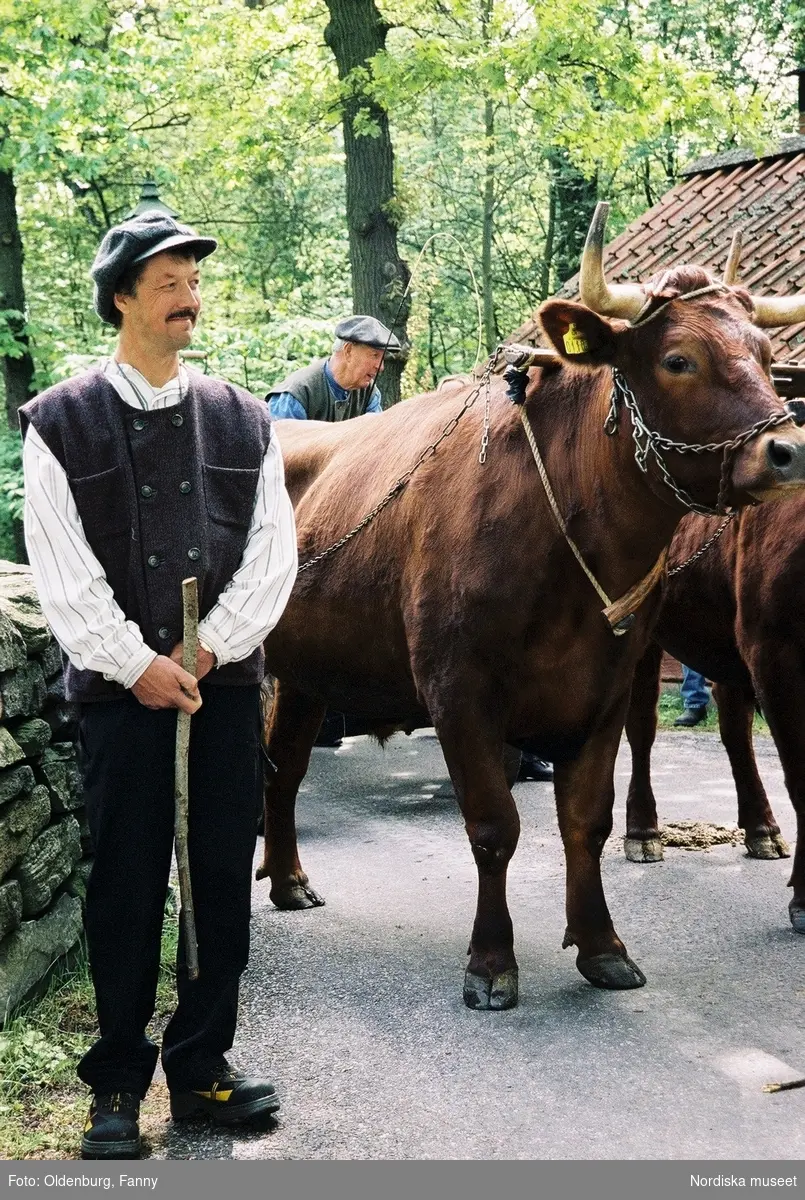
[0,562,87,1020]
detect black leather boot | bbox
[516,752,554,782]
[170,1064,280,1125]
[314,711,345,747]
[81,1091,141,1159]
[674,706,708,727]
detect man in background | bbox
[674,664,711,727]
[267,314,400,747]
[267,315,400,421]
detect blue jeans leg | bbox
[681,665,709,710]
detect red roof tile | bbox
[510,142,805,362]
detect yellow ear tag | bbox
[563,323,589,355]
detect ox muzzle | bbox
[731,420,805,500]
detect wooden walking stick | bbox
[762,1078,805,1093]
[175,577,200,980]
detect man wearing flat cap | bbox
[267,314,401,421]
[266,314,400,748]
[21,210,298,1158]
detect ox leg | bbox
[713,681,789,860]
[436,717,521,1011]
[743,655,805,932]
[556,722,646,990]
[255,678,326,910]
[624,641,664,863]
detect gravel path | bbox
[148,729,805,1160]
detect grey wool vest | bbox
[267,359,374,421]
[20,367,273,702]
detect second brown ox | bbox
[624,501,805,936]
[260,203,805,1009]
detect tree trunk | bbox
[540,175,557,301]
[481,94,497,354]
[0,167,36,430]
[664,119,676,185]
[324,0,409,408]
[0,165,35,563]
[480,0,496,353]
[549,150,598,287]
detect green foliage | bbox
[0,911,178,1158]
[0,425,22,562]
[0,0,800,475]
[0,312,28,360]
[657,685,769,735]
[0,1026,74,1091]
[0,427,24,521]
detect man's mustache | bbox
[168,309,197,321]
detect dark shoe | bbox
[314,711,344,748]
[81,1091,141,1159]
[674,706,708,727]
[517,752,554,783]
[170,1065,280,1125]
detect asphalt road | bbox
[155,729,805,1160]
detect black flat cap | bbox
[335,315,402,351]
[90,211,217,325]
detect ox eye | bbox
[662,354,694,375]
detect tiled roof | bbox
[680,135,805,176]
[509,144,805,363]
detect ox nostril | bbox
[767,439,795,471]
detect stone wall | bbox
[0,562,87,1020]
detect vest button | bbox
[187,547,201,562]
[171,413,184,427]
[132,418,145,431]
[158,626,171,640]
[179,481,192,494]
[147,555,161,569]
[140,485,155,499]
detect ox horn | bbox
[723,226,805,326]
[578,201,645,320]
[723,229,743,284]
[750,293,805,327]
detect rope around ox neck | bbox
[629,282,729,328]
[518,405,667,635]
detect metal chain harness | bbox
[297,353,498,573]
[605,368,795,516]
[667,513,735,577]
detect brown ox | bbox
[259,203,805,1009]
[624,501,805,934]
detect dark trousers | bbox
[76,684,261,1097]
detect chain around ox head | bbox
[604,285,795,516]
[605,369,794,516]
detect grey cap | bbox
[335,315,402,351]
[90,211,217,324]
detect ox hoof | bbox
[463,968,519,1011]
[745,831,790,860]
[577,952,646,990]
[270,880,325,910]
[624,836,664,863]
[789,902,805,935]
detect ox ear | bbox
[539,300,620,365]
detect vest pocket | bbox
[70,465,131,541]
[203,463,259,529]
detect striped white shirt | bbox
[23,359,298,688]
